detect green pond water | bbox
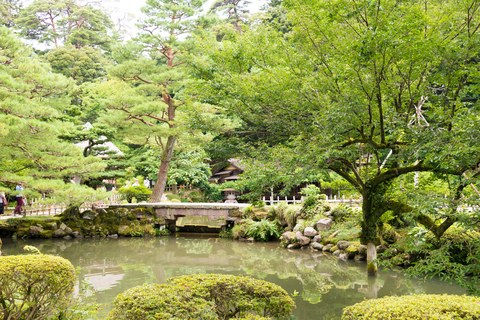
[0,235,466,319]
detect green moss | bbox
[40,230,54,239]
[17,228,30,238]
[342,294,480,319]
[330,245,338,253]
[345,245,358,253]
[367,262,377,275]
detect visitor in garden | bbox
[144,177,150,189]
[14,184,26,215]
[132,179,140,187]
[0,192,7,216]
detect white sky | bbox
[108,0,267,37]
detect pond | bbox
[0,235,466,319]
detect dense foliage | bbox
[109,274,295,319]
[342,294,480,319]
[0,254,76,319]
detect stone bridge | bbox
[109,203,250,232]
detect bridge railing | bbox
[262,195,363,207]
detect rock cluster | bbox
[280,217,387,261]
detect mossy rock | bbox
[17,228,30,238]
[230,209,243,218]
[40,230,54,239]
[330,245,338,253]
[345,245,358,259]
[342,294,480,319]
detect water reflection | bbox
[0,235,466,320]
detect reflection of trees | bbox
[0,236,466,320]
[178,240,213,254]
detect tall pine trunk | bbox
[149,136,177,203]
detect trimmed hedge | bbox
[108,274,295,320]
[170,274,295,319]
[0,254,76,320]
[342,294,480,319]
[107,284,217,320]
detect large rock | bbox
[332,250,341,257]
[311,242,324,251]
[72,231,83,238]
[53,229,66,238]
[293,219,305,232]
[316,218,333,231]
[118,226,129,235]
[336,240,352,250]
[65,227,73,235]
[282,231,296,244]
[63,235,72,240]
[29,226,43,236]
[295,231,311,246]
[108,234,118,239]
[312,235,322,243]
[358,244,367,255]
[82,211,96,221]
[59,223,67,231]
[51,222,58,231]
[323,244,334,252]
[287,243,301,250]
[303,227,318,237]
[376,244,388,254]
[345,245,359,259]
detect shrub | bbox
[166,194,181,201]
[118,186,152,203]
[425,225,480,264]
[300,195,330,219]
[330,205,352,222]
[0,254,76,320]
[109,274,295,320]
[232,220,249,239]
[244,219,281,241]
[342,294,480,319]
[107,283,217,320]
[170,274,295,319]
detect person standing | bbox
[0,192,7,217]
[144,177,150,189]
[14,185,26,215]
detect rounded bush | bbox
[108,284,217,320]
[170,274,295,319]
[342,294,480,319]
[109,274,295,320]
[0,254,76,319]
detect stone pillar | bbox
[165,219,177,233]
[367,242,377,276]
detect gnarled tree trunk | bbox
[150,136,177,203]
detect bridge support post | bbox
[165,219,177,233]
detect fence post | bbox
[350,197,353,207]
[293,196,296,205]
